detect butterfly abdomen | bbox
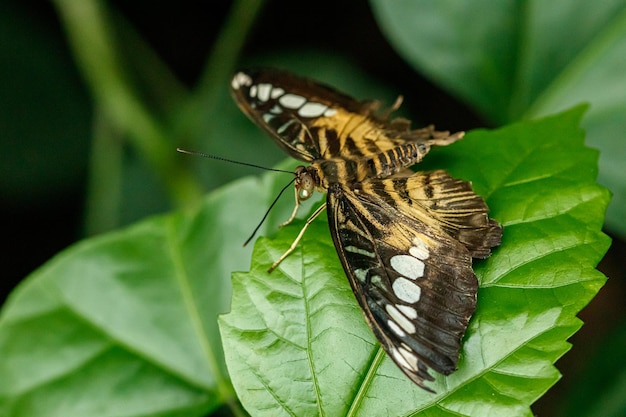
[313,141,442,188]
[365,143,429,178]
[314,151,417,188]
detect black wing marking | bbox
[326,172,500,390]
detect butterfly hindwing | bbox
[379,170,502,258]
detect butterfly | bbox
[230,68,502,392]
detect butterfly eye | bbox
[298,173,315,201]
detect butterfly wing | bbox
[231,68,362,162]
[230,68,462,165]
[326,172,501,390]
[386,170,502,258]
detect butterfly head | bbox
[294,165,319,202]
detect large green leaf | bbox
[0,218,221,416]
[0,162,310,417]
[369,0,626,238]
[219,107,610,416]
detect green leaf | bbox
[0,219,219,416]
[219,106,610,416]
[0,162,310,416]
[369,0,626,238]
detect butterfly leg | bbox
[279,186,301,228]
[269,203,327,273]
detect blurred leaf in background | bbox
[0,163,308,417]
[371,0,626,237]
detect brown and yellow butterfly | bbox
[230,68,501,392]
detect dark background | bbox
[1,1,624,416]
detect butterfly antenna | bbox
[243,177,296,247]
[177,148,293,174]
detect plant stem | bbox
[52,0,203,211]
[174,0,268,146]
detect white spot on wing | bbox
[387,320,406,337]
[398,346,419,371]
[249,85,257,98]
[324,108,337,117]
[371,275,383,288]
[386,304,416,334]
[391,347,412,370]
[390,255,425,279]
[279,93,306,109]
[409,246,429,260]
[231,72,251,89]
[257,83,271,102]
[392,277,421,303]
[270,87,284,98]
[410,237,430,260]
[276,119,296,135]
[396,304,418,319]
[298,102,328,118]
[354,269,367,283]
[345,245,375,258]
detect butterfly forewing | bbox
[231,68,464,175]
[231,69,359,162]
[230,68,502,392]
[327,177,481,390]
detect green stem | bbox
[174,0,268,145]
[83,107,122,236]
[51,0,203,209]
[112,9,190,112]
[197,0,266,101]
